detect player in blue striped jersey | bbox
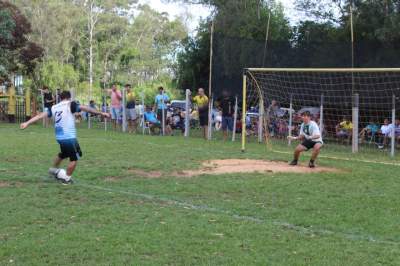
[20,91,110,184]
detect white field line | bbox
[77,181,399,246]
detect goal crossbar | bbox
[246,68,400,73]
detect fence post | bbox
[41,90,45,127]
[122,87,127,133]
[25,88,31,120]
[352,93,359,153]
[161,91,165,136]
[288,94,293,146]
[258,97,264,143]
[391,94,396,157]
[207,97,213,140]
[103,96,108,132]
[141,92,145,135]
[232,96,238,142]
[320,94,324,135]
[184,89,191,137]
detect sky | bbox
[139,0,298,33]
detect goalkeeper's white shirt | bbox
[300,121,323,143]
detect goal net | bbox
[242,68,400,157]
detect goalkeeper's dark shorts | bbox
[301,139,323,150]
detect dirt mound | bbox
[181,159,339,177]
[123,159,339,179]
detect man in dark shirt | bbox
[42,86,54,127]
[219,90,234,141]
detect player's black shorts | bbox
[199,110,209,127]
[57,139,82,162]
[301,139,323,150]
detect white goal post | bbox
[242,68,400,157]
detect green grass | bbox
[1,123,400,265]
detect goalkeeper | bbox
[288,111,323,168]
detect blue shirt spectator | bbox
[144,111,158,124]
[155,86,169,110]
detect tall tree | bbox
[0,0,43,81]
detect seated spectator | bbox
[144,106,172,135]
[336,117,353,143]
[144,106,161,134]
[359,119,379,143]
[395,119,400,142]
[170,108,184,132]
[214,110,222,131]
[378,118,393,148]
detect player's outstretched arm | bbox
[20,112,48,130]
[288,134,305,141]
[80,105,110,118]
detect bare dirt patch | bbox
[180,159,340,177]
[103,176,123,182]
[126,169,163,179]
[0,181,23,188]
[122,159,339,179]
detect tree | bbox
[0,0,43,81]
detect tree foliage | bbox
[6,0,187,100]
[0,1,43,80]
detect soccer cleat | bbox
[289,160,298,166]
[309,161,315,168]
[48,168,59,179]
[58,178,74,185]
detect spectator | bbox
[267,100,280,136]
[359,119,379,143]
[218,90,234,141]
[85,100,97,120]
[106,84,122,130]
[41,86,54,127]
[154,86,170,129]
[336,116,353,143]
[214,110,222,131]
[395,119,400,142]
[55,89,61,104]
[378,119,392,148]
[144,106,171,135]
[125,84,137,133]
[170,107,185,133]
[193,88,209,139]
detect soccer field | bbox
[1,124,400,265]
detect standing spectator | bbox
[42,86,54,127]
[267,100,280,136]
[85,100,97,121]
[125,84,137,133]
[218,90,234,141]
[55,89,61,104]
[154,86,170,132]
[193,88,209,139]
[106,84,122,130]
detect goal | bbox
[242,68,400,156]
